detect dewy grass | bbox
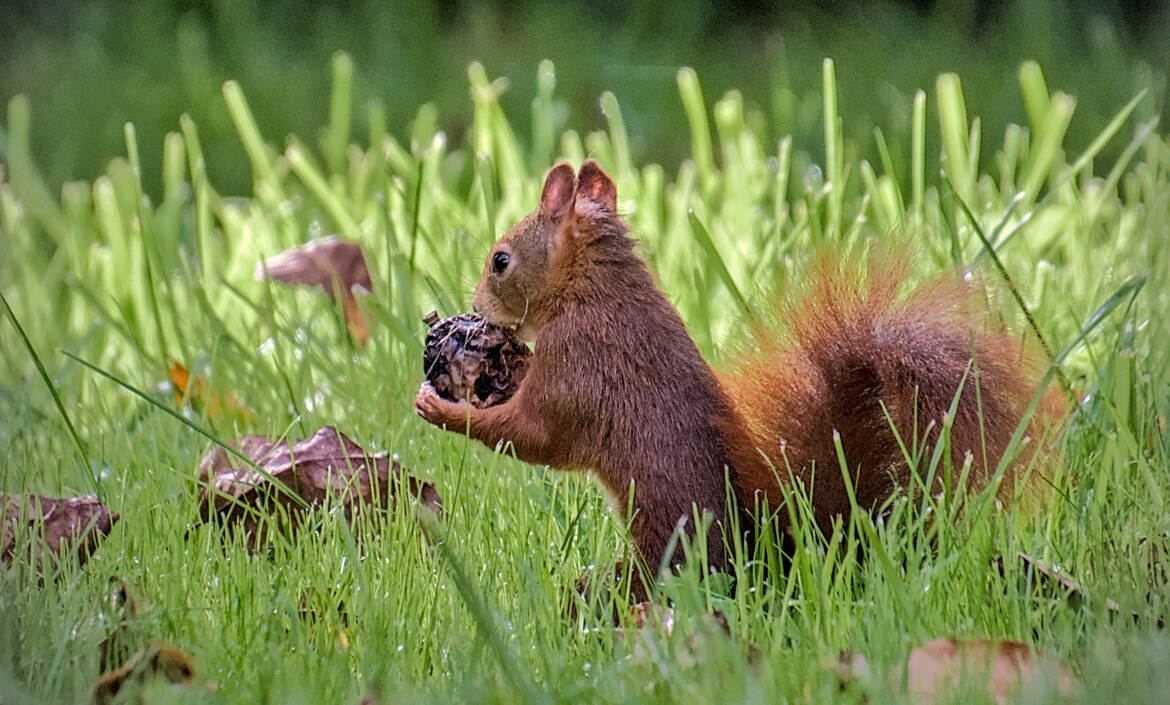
[1,57,1169,704]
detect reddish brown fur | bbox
[722,253,1064,530]
[416,161,1064,595]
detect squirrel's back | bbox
[722,252,1066,529]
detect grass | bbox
[1,53,1169,704]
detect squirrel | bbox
[415,160,1063,598]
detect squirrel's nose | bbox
[471,302,480,314]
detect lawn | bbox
[1,54,1168,703]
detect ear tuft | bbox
[540,163,576,220]
[574,160,617,214]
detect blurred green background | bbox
[2,0,1167,196]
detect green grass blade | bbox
[911,90,926,222]
[285,142,359,237]
[600,91,632,179]
[324,51,354,174]
[180,113,217,294]
[1062,89,1147,183]
[531,60,557,169]
[873,127,904,213]
[677,67,715,185]
[947,181,1073,401]
[1020,92,1075,202]
[426,517,548,705]
[823,58,844,235]
[124,122,172,366]
[4,95,68,240]
[1019,61,1051,134]
[1055,273,1147,364]
[0,289,95,492]
[688,211,756,323]
[223,80,283,198]
[936,73,974,205]
[63,351,310,510]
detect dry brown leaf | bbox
[903,638,1076,704]
[834,638,1076,703]
[298,589,352,649]
[618,603,760,672]
[626,601,676,635]
[97,578,145,673]
[91,641,195,705]
[256,236,372,294]
[1,493,118,570]
[88,579,217,702]
[1133,533,1169,590]
[1014,551,1124,613]
[169,360,255,424]
[831,649,872,683]
[255,236,372,344]
[195,426,441,543]
[1103,533,1169,613]
[1000,552,1166,627]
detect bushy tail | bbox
[721,252,1066,530]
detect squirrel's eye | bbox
[491,251,510,274]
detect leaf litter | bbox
[168,359,256,424]
[255,236,373,344]
[195,426,442,544]
[834,637,1077,703]
[2,493,118,571]
[91,641,198,705]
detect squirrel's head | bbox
[472,160,618,341]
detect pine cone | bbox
[422,312,530,408]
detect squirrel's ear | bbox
[574,160,616,214]
[540,163,576,220]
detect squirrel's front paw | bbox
[414,382,470,430]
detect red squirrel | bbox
[415,160,1062,594]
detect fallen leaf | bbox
[831,649,872,683]
[97,578,145,673]
[902,638,1076,704]
[997,552,1164,627]
[255,236,372,344]
[1014,552,1123,612]
[626,601,676,635]
[834,638,1076,703]
[169,360,255,424]
[1,493,118,570]
[1104,532,1169,611]
[299,589,352,649]
[91,641,195,705]
[1134,533,1169,590]
[196,426,441,543]
[619,603,760,672]
[255,236,372,294]
[833,640,1076,701]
